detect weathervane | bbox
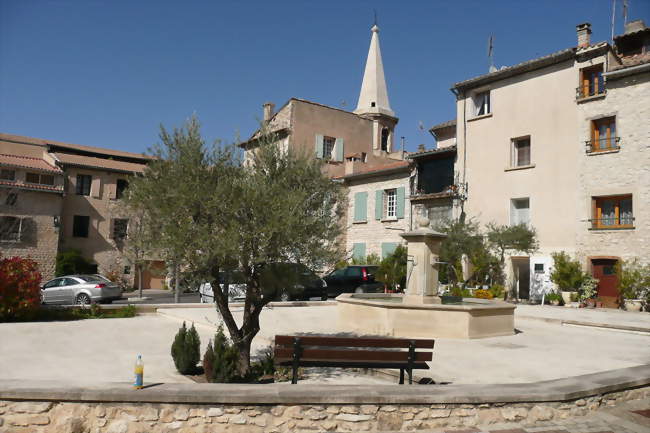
[374,9,378,26]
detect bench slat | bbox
[274,347,432,362]
[275,360,430,370]
[274,335,435,349]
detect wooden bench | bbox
[274,335,435,385]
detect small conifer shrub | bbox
[171,322,201,374]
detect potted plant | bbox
[578,275,598,308]
[544,291,562,306]
[550,252,584,306]
[618,260,650,312]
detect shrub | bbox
[55,249,96,277]
[449,285,472,297]
[488,284,505,299]
[578,275,599,302]
[250,346,275,379]
[618,259,650,302]
[171,322,201,374]
[550,252,584,292]
[473,289,494,299]
[0,254,42,321]
[350,253,381,266]
[378,246,407,291]
[203,325,240,383]
[544,291,562,305]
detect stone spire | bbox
[354,25,395,118]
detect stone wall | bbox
[1,386,648,432]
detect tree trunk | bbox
[174,262,180,303]
[138,264,143,299]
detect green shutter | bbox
[315,134,324,158]
[352,243,366,261]
[353,191,367,222]
[375,190,383,220]
[334,138,344,161]
[396,186,406,219]
[381,242,399,259]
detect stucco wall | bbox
[345,171,410,260]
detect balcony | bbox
[576,85,606,100]
[585,137,620,153]
[590,216,634,230]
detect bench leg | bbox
[291,364,298,384]
[399,368,404,385]
[408,368,413,385]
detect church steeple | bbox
[355,24,395,118]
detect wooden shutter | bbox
[396,187,406,219]
[352,243,366,261]
[381,242,399,259]
[90,176,101,198]
[375,190,383,220]
[353,192,367,222]
[106,182,117,200]
[334,138,344,161]
[315,135,324,158]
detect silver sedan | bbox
[41,275,123,305]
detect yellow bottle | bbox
[133,355,144,389]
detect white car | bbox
[199,271,247,303]
[41,274,123,305]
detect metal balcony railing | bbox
[576,85,606,99]
[590,216,635,229]
[585,136,620,153]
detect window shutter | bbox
[90,176,101,198]
[352,243,366,261]
[375,190,383,220]
[396,187,405,219]
[315,134,324,158]
[108,218,115,239]
[353,192,367,222]
[381,242,399,259]
[107,182,117,200]
[334,138,344,161]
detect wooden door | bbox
[592,259,619,308]
[140,261,166,290]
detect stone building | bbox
[434,20,650,305]
[0,133,164,288]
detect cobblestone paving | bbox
[413,398,650,433]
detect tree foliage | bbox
[378,245,407,291]
[124,116,344,376]
[0,254,42,321]
[486,223,539,265]
[549,252,584,291]
[55,249,96,276]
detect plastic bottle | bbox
[133,355,144,389]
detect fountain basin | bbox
[336,293,516,339]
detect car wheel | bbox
[354,287,365,294]
[75,293,91,305]
[280,292,290,302]
[321,294,328,301]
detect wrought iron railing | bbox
[590,216,635,229]
[585,136,620,153]
[576,85,606,99]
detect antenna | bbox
[488,35,496,72]
[373,9,378,26]
[623,0,629,26]
[611,0,617,42]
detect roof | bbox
[613,52,650,70]
[0,153,62,173]
[407,145,457,160]
[0,133,153,162]
[0,180,63,193]
[452,47,576,91]
[52,152,147,173]
[429,119,456,133]
[614,25,650,41]
[335,160,410,181]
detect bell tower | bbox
[355,24,398,154]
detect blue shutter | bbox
[334,138,344,161]
[396,186,406,219]
[375,190,383,220]
[315,134,324,158]
[353,192,367,222]
[381,242,399,259]
[352,243,366,261]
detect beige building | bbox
[442,20,650,305]
[0,133,164,288]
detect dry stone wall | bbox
[1,386,648,432]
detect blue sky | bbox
[1,1,648,154]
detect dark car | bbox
[260,263,328,301]
[323,265,384,297]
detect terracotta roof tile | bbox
[0,153,62,173]
[52,152,147,173]
[335,160,410,180]
[0,180,63,193]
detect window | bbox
[73,215,90,238]
[123,266,131,275]
[25,172,54,185]
[473,91,491,116]
[534,264,544,273]
[511,137,531,167]
[510,198,530,226]
[0,169,15,181]
[384,189,397,219]
[381,128,389,152]
[593,195,633,229]
[5,193,17,206]
[116,179,129,199]
[112,218,128,240]
[76,174,92,196]
[578,64,605,98]
[0,216,22,242]
[590,117,618,152]
[322,136,335,160]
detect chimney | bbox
[263,102,275,123]
[576,23,592,48]
[624,19,646,35]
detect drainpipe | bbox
[450,87,467,222]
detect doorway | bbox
[140,260,166,290]
[512,257,530,300]
[591,258,619,308]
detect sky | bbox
[1,0,649,154]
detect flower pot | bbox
[624,299,643,312]
[551,300,560,306]
[561,291,573,306]
[585,299,596,308]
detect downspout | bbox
[450,87,467,223]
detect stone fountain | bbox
[336,218,515,339]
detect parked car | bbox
[41,275,123,305]
[323,265,384,297]
[199,264,328,303]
